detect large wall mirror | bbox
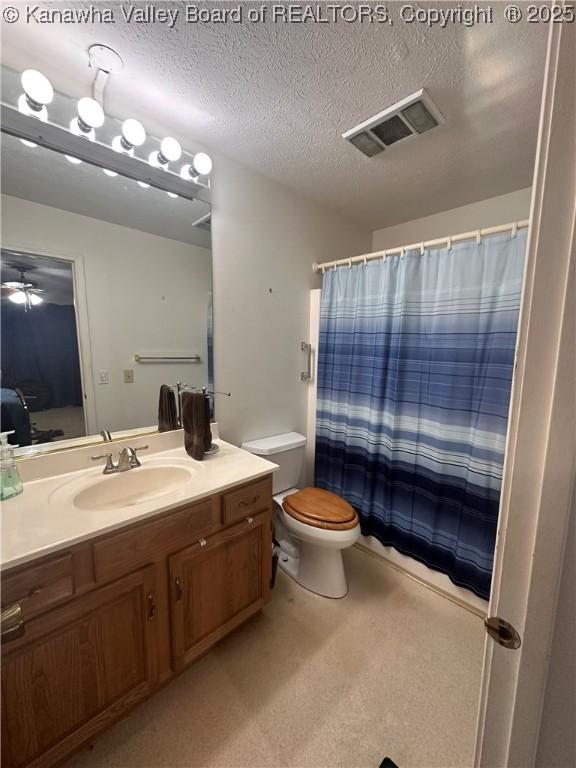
[0,68,213,455]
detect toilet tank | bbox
[241,432,306,494]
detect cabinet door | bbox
[1,567,159,768]
[170,511,271,671]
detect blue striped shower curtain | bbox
[315,230,526,599]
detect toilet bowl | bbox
[241,432,360,599]
[274,487,360,598]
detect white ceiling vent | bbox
[343,89,444,158]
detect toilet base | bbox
[278,543,349,599]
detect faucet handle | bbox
[128,445,149,468]
[91,452,116,474]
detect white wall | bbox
[210,156,370,447]
[2,194,212,434]
[372,188,532,251]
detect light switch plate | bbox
[124,369,134,384]
[98,370,109,385]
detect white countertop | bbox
[1,440,277,572]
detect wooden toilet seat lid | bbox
[283,488,359,531]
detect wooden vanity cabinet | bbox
[1,567,159,768]
[170,511,271,671]
[1,474,273,768]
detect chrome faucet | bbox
[91,445,148,474]
[99,429,113,442]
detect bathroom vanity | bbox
[0,440,275,768]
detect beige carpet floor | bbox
[32,406,86,440]
[66,547,485,768]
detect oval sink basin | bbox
[73,466,193,511]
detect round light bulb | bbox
[20,139,38,148]
[112,135,133,156]
[137,181,150,189]
[21,69,54,107]
[9,292,26,305]
[65,155,82,165]
[102,169,118,177]
[192,152,213,176]
[160,137,181,163]
[18,94,47,122]
[30,294,43,306]
[77,97,104,129]
[122,118,145,147]
[180,164,195,181]
[166,192,179,199]
[70,117,95,141]
[148,150,163,168]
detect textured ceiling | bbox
[1,250,74,306]
[1,1,548,228]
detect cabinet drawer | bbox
[222,476,272,527]
[93,498,219,583]
[2,553,75,621]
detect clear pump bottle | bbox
[0,431,23,501]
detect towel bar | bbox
[134,354,201,363]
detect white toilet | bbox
[241,432,360,598]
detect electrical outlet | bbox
[124,369,134,384]
[98,370,109,385]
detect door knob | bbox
[484,616,521,649]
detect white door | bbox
[475,19,575,768]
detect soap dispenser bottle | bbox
[0,431,23,501]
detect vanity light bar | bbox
[10,66,212,199]
[1,104,212,204]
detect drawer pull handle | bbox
[175,577,183,602]
[239,496,259,508]
[147,593,156,620]
[199,538,207,548]
[11,584,44,603]
[246,516,254,526]
[1,603,24,641]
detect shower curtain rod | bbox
[312,218,530,273]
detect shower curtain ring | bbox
[420,242,425,255]
[511,223,518,238]
[348,259,352,269]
